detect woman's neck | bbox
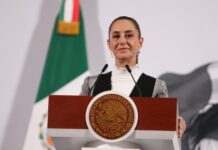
[115,59,137,68]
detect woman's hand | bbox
[178,116,186,138]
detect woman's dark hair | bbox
[108,16,141,39]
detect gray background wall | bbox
[0,0,60,149]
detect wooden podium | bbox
[47,95,180,150]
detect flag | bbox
[23,0,89,149]
[159,62,218,150]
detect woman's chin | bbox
[116,55,132,62]
[116,52,131,58]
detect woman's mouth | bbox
[118,48,129,51]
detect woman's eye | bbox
[112,35,119,38]
[126,34,133,38]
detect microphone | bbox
[90,64,108,95]
[125,65,143,97]
[101,64,108,73]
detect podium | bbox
[47,95,180,150]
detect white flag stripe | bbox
[23,71,90,150]
[64,0,74,22]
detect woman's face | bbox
[108,19,143,65]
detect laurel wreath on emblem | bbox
[39,113,56,150]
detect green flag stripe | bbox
[36,9,88,102]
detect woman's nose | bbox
[118,36,127,45]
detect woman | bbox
[81,16,186,137]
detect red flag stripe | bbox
[72,0,80,22]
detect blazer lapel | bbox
[130,73,156,97]
[92,72,112,96]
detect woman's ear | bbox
[107,39,111,50]
[139,37,144,48]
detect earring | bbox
[111,52,114,58]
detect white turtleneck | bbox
[111,65,142,96]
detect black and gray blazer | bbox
[80,72,168,98]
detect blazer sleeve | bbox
[80,76,91,96]
[80,75,97,96]
[152,79,169,98]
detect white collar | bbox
[113,64,141,75]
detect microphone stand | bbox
[125,65,143,97]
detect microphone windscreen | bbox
[101,64,108,73]
[125,65,132,73]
